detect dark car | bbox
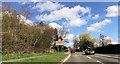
[84,47,95,55]
[70,48,75,53]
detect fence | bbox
[95,44,120,54]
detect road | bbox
[63,52,120,64]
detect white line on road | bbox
[62,54,71,63]
[86,56,92,59]
[97,60,104,64]
[86,56,104,64]
[96,54,119,58]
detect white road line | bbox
[97,60,101,62]
[97,60,104,64]
[98,54,112,57]
[62,54,71,63]
[97,54,119,58]
[86,56,104,64]
[86,56,92,59]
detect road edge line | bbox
[96,60,104,64]
[62,54,71,63]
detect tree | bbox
[2,4,57,54]
[39,21,44,26]
[21,3,33,19]
[79,33,94,51]
[92,38,100,47]
[73,36,80,49]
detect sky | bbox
[8,1,119,47]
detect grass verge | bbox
[2,52,69,62]
[17,52,68,62]
[2,53,50,61]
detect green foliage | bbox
[79,33,94,50]
[2,11,57,54]
[73,36,80,49]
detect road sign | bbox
[56,40,64,45]
[107,39,112,44]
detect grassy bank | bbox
[17,52,68,62]
[2,52,69,62]
[2,53,48,61]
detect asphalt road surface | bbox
[63,52,120,64]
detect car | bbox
[84,47,95,55]
[70,48,75,53]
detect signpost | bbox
[56,39,64,46]
[100,34,112,46]
[100,34,105,46]
[55,38,64,51]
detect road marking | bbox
[97,60,104,64]
[97,60,101,62]
[86,56,92,59]
[98,54,111,57]
[62,54,71,63]
[97,54,119,58]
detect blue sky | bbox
[9,2,119,47]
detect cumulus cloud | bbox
[106,5,119,17]
[32,1,64,12]
[19,15,36,26]
[49,22,63,31]
[4,11,35,26]
[30,0,42,2]
[92,14,99,19]
[65,34,74,40]
[87,19,111,32]
[36,5,91,27]
[19,0,42,5]
[64,34,74,48]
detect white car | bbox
[84,48,95,55]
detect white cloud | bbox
[64,34,74,48]
[69,19,86,27]
[87,19,111,32]
[49,22,63,31]
[103,36,111,43]
[19,0,42,5]
[32,1,64,12]
[92,14,99,19]
[106,5,119,17]
[65,34,74,40]
[19,15,36,26]
[18,1,31,5]
[112,42,118,44]
[36,5,91,27]
[30,0,42,2]
[4,11,36,26]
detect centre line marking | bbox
[86,56,92,59]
